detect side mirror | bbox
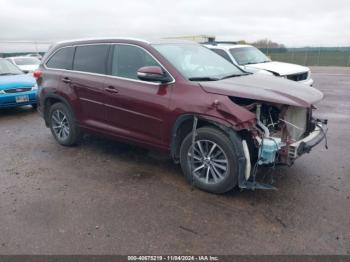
[137,66,172,83]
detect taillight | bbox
[33,69,43,79]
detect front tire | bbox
[179,127,242,194]
[49,102,81,146]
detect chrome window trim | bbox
[43,42,175,86]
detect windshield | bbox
[153,43,246,80]
[229,47,270,65]
[13,57,40,66]
[0,59,23,75]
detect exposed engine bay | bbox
[230,97,313,167]
[254,103,310,166]
[257,104,309,142]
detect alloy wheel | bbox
[51,109,70,141]
[188,139,229,184]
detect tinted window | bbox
[211,49,232,63]
[73,45,109,74]
[46,47,74,69]
[111,45,160,80]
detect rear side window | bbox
[111,44,160,80]
[210,49,233,63]
[73,45,109,74]
[46,47,74,69]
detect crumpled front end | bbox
[198,75,328,189]
[248,102,328,166]
[227,97,329,190]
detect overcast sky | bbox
[1,0,350,49]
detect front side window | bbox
[111,44,160,80]
[153,43,245,80]
[0,59,23,75]
[46,47,74,70]
[229,47,270,65]
[73,45,109,74]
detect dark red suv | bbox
[36,38,327,193]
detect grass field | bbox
[263,48,350,67]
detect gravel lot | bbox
[0,67,349,255]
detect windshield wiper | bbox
[188,77,220,81]
[220,73,250,80]
[242,60,270,65]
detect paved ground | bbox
[0,67,349,255]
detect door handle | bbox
[62,77,71,84]
[105,86,119,94]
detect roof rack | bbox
[201,41,238,46]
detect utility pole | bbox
[317,46,321,66]
[304,49,308,66]
[34,41,39,54]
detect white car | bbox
[26,53,43,60]
[204,42,314,86]
[5,56,40,74]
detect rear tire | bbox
[48,102,81,146]
[179,127,242,194]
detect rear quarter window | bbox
[46,47,74,70]
[73,45,109,74]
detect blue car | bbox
[0,58,38,109]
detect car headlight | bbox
[32,83,38,90]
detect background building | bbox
[164,35,215,43]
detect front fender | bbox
[170,113,247,162]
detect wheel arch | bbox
[170,114,245,164]
[172,114,247,191]
[43,94,75,127]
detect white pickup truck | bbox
[204,42,314,86]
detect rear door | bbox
[44,46,75,96]
[103,44,173,146]
[67,44,110,127]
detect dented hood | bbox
[244,61,309,76]
[199,74,323,107]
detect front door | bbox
[104,44,172,146]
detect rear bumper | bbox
[288,119,328,159]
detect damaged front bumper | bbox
[239,118,328,190]
[288,119,328,160]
